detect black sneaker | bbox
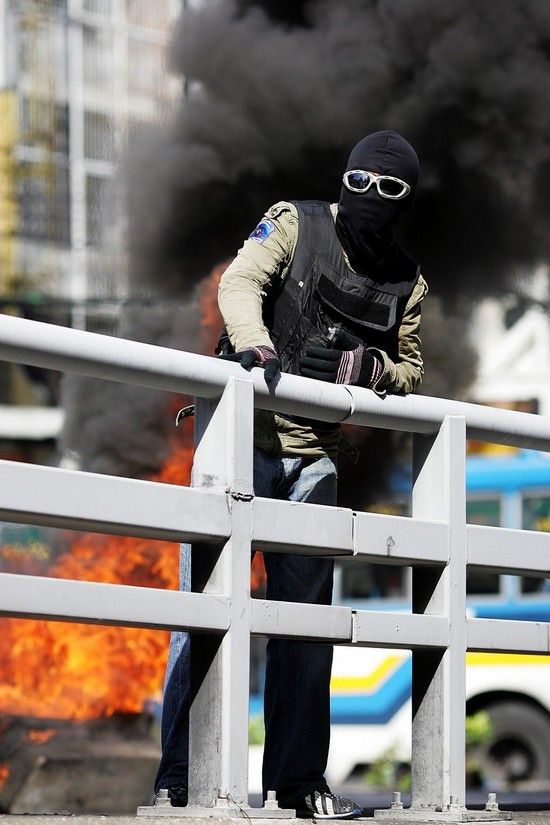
[293,791,364,819]
[167,784,188,807]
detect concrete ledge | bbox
[0,815,547,825]
[1,811,550,825]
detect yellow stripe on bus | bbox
[466,653,550,665]
[330,654,550,698]
[330,656,402,694]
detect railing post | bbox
[411,415,467,812]
[187,376,254,811]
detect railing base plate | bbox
[137,804,297,819]
[138,788,297,819]
[374,809,513,822]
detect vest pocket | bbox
[316,273,398,332]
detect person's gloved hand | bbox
[299,340,382,388]
[219,345,280,384]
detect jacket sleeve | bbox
[369,274,428,395]
[218,203,298,352]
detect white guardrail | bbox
[1,314,550,822]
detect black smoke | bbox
[64,0,549,505]
[61,297,204,479]
[126,0,550,301]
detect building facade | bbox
[0,0,180,337]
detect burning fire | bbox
[200,261,229,355]
[0,267,267,721]
[26,729,56,744]
[0,441,192,720]
[0,763,9,790]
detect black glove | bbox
[299,341,382,388]
[219,345,280,384]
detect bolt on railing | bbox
[0,314,550,822]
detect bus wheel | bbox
[478,701,550,788]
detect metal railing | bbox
[1,313,550,822]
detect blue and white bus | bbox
[325,450,550,788]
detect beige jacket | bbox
[218,201,428,457]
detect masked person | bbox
[155,130,427,819]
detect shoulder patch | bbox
[249,218,276,244]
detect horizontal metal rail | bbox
[251,601,353,642]
[353,611,450,649]
[467,617,550,654]
[0,458,231,542]
[0,572,230,632]
[353,511,449,564]
[1,313,550,451]
[2,569,548,656]
[0,458,451,563]
[467,524,550,576]
[251,497,354,556]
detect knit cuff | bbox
[237,345,278,365]
[335,347,360,384]
[357,348,383,388]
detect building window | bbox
[128,39,166,96]
[125,0,172,30]
[86,174,107,245]
[84,111,114,162]
[83,25,114,91]
[17,161,70,245]
[521,494,550,594]
[16,15,66,95]
[83,0,112,15]
[466,497,501,595]
[19,97,69,156]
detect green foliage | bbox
[363,747,411,792]
[465,710,493,747]
[249,713,265,745]
[363,713,493,790]
[465,711,494,787]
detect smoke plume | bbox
[61,300,202,479]
[127,0,550,300]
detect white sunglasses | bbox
[343,169,411,200]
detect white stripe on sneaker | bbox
[295,791,362,819]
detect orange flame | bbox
[0,267,267,722]
[26,729,57,744]
[251,553,266,596]
[0,443,192,720]
[199,261,228,355]
[0,763,9,790]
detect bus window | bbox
[521,494,550,593]
[340,560,407,600]
[466,498,501,594]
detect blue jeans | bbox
[155,447,337,804]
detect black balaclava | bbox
[335,130,419,275]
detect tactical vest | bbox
[263,200,420,376]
